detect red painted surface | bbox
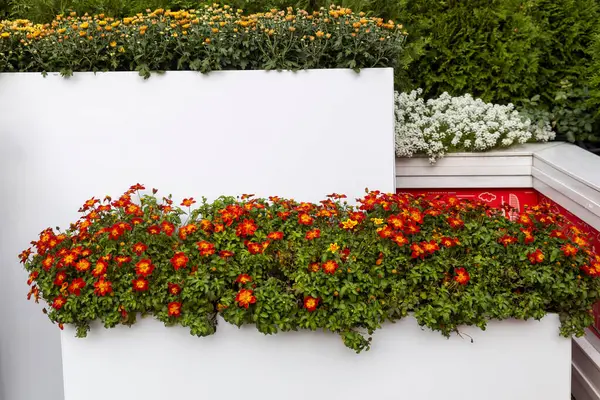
[401,188,600,336]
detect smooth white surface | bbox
[0,69,395,400]
[61,315,570,400]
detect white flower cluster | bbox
[394,89,556,163]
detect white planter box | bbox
[61,315,570,400]
[0,69,395,400]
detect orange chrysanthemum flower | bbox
[410,243,425,259]
[54,271,67,286]
[196,241,216,256]
[132,242,148,255]
[454,268,470,285]
[377,225,394,239]
[42,255,55,271]
[68,278,86,296]
[115,255,131,266]
[499,235,518,247]
[392,233,408,247]
[298,213,314,226]
[423,240,439,254]
[236,274,252,284]
[132,278,149,292]
[161,221,175,236]
[561,244,578,257]
[246,242,263,255]
[181,198,196,207]
[170,252,189,270]
[308,262,320,272]
[304,296,319,312]
[235,289,256,309]
[236,219,258,237]
[75,258,91,272]
[219,250,234,259]
[94,278,113,296]
[52,295,67,310]
[168,301,182,317]
[305,229,321,240]
[322,260,339,275]
[267,231,284,240]
[168,283,181,296]
[527,249,545,264]
[135,259,155,277]
[447,217,464,229]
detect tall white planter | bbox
[61,315,570,400]
[0,69,395,400]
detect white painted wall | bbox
[61,315,570,400]
[0,68,395,400]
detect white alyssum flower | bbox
[394,90,555,162]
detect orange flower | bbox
[200,219,213,232]
[392,233,408,247]
[75,258,91,272]
[278,211,291,221]
[181,198,196,207]
[454,268,470,285]
[236,274,252,284]
[387,215,405,229]
[132,278,149,292]
[305,229,321,240]
[161,221,175,236]
[213,224,224,233]
[62,252,78,267]
[423,240,439,254]
[517,214,533,225]
[132,242,148,255]
[27,271,39,285]
[219,250,234,259]
[410,243,425,259]
[125,203,141,215]
[196,241,216,256]
[168,283,181,295]
[52,295,67,310]
[235,289,256,308]
[115,255,131,266]
[170,252,189,270]
[527,249,545,264]
[135,259,155,277]
[68,278,86,296]
[520,228,535,244]
[267,231,284,240]
[168,301,182,317]
[499,235,518,247]
[447,217,464,229]
[377,225,394,239]
[108,224,124,240]
[304,296,319,312]
[322,260,339,274]
[582,262,600,277]
[236,219,258,237]
[308,262,320,272]
[42,255,55,271]
[341,219,359,230]
[54,271,67,286]
[561,244,578,257]
[178,223,198,240]
[147,225,161,235]
[403,222,420,235]
[440,237,457,248]
[573,236,588,248]
[298,213,314,226]
[408,208,424,224]
[94,278,113,296]
[246,242,263,255]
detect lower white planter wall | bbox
[61,315,569,400]
[0,69,395,400]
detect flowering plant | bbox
[0,5,406,77]
[395,89,556,163]
[20,184,600,352]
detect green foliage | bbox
[21,185,600,352]
[0,6,406,77]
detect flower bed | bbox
[21,184,600,352]
[0,5,406,77]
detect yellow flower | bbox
[110,41,117,47]
[98,21,107,26]
[372,218,384,225]
[0,32,10,38]
[288,26,296,32]
[315,30,324,38]
[341,219,358,230]
[212,28,219,33]
[329,243,340,253]
[79,22,89,29]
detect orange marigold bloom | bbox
[298,213,314,226]
[498,235,518,247]
[181,198,196,207]
[573,236,588,248]
[27,271,39,285]
[549,229,564,239]
[246,242,263,255]
[520,228,535,244]
[410,243,426,259]
[135,259,155,277]
[267,231,284,240]
[454,267,470,285]
[115,255,131,266]
[52,295,67,310]
[75,258,91,272]
[305,229,321,240]
[517,214,533,225]
[561,244,578,257]
[278,211,291,221]
[440,237,458,248]
[423,240,439,254]
[308,262,320,272]
[42,255,55,271]
[68,278,86,296]
[236,274,252,284]
[132,278,149,292]
[527,249,545,264]
[213,224,225,233]
[196,241,216,256]
[403,222,421,235]
[408,208,424,224]
[447,217,464,229]
[582,262,600,277]
[147,225,161,235]
[168,283,181,295]
[125,203,141,215]
[108,224,124,240]
[377,225,394,239]
[235,289,256,309]
[236,219,258,237]
[392,233,408,247]
[54,271,67,286]
[132,242,148,255]
[94,278,112,296]
[200,219,213,232]
[322,260,339,274]
[219,250,235,259]
[168,301,182,317]
[178,223,198,240]
[387,215,405,229]
[161,221,175,236]
[304,296,319,312]
[170,252,189,270]
[131,217,144,225]
[62,252,78,267]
